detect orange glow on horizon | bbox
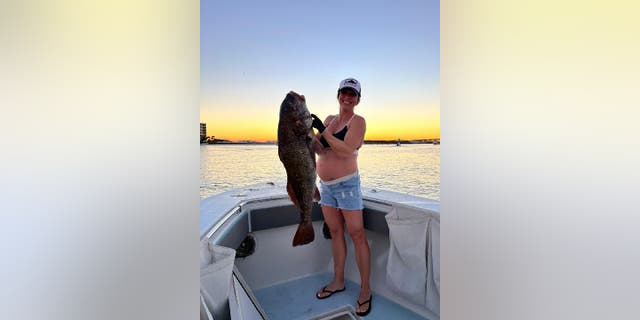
[200,101,440,142]
[199,117,439,142]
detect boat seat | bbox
[213,204,391,249]
[250,204,390,236]
[250,203,324,232]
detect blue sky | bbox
[201,0,440,141]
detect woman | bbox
[310,78,372,317]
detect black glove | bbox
[311,114,326,133]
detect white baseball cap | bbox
[338,78,361,96]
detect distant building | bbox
[200,123,206,143]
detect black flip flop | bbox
[315,286,346,300]
[355,295,372,317]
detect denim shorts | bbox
[318,172,364,211]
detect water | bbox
[200,144,440,200]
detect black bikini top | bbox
[320,126,347,148]
[319,114,356,148]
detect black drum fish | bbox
[277,91,319,246]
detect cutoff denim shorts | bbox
[318,172,364,211]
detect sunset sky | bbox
[200,0,440,142]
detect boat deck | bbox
[253,272,427,320]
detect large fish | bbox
[277,91,318,246]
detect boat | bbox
[200,182,440,320]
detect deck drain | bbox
[306,305,358,320]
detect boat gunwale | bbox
[201,184,439,241]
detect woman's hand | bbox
[311,114,326,133]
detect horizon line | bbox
[204,137,441,143]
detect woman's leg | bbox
[343,210,371,312]
[343,209,371,313]
[316,205,347,297]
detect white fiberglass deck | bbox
[253,272,426,320]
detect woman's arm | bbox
[311,134,325,154]
[311,115,334,155]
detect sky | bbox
[201,0,439,142]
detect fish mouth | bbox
[303,115,313,128]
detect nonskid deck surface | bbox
[253,272,426,320]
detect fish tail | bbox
[292,222,315,246]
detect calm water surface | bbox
[200,144,440,200]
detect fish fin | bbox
[292,222,315,246]
[307,136,316,163]
[286,179,301,210]
[313,186,320,202]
